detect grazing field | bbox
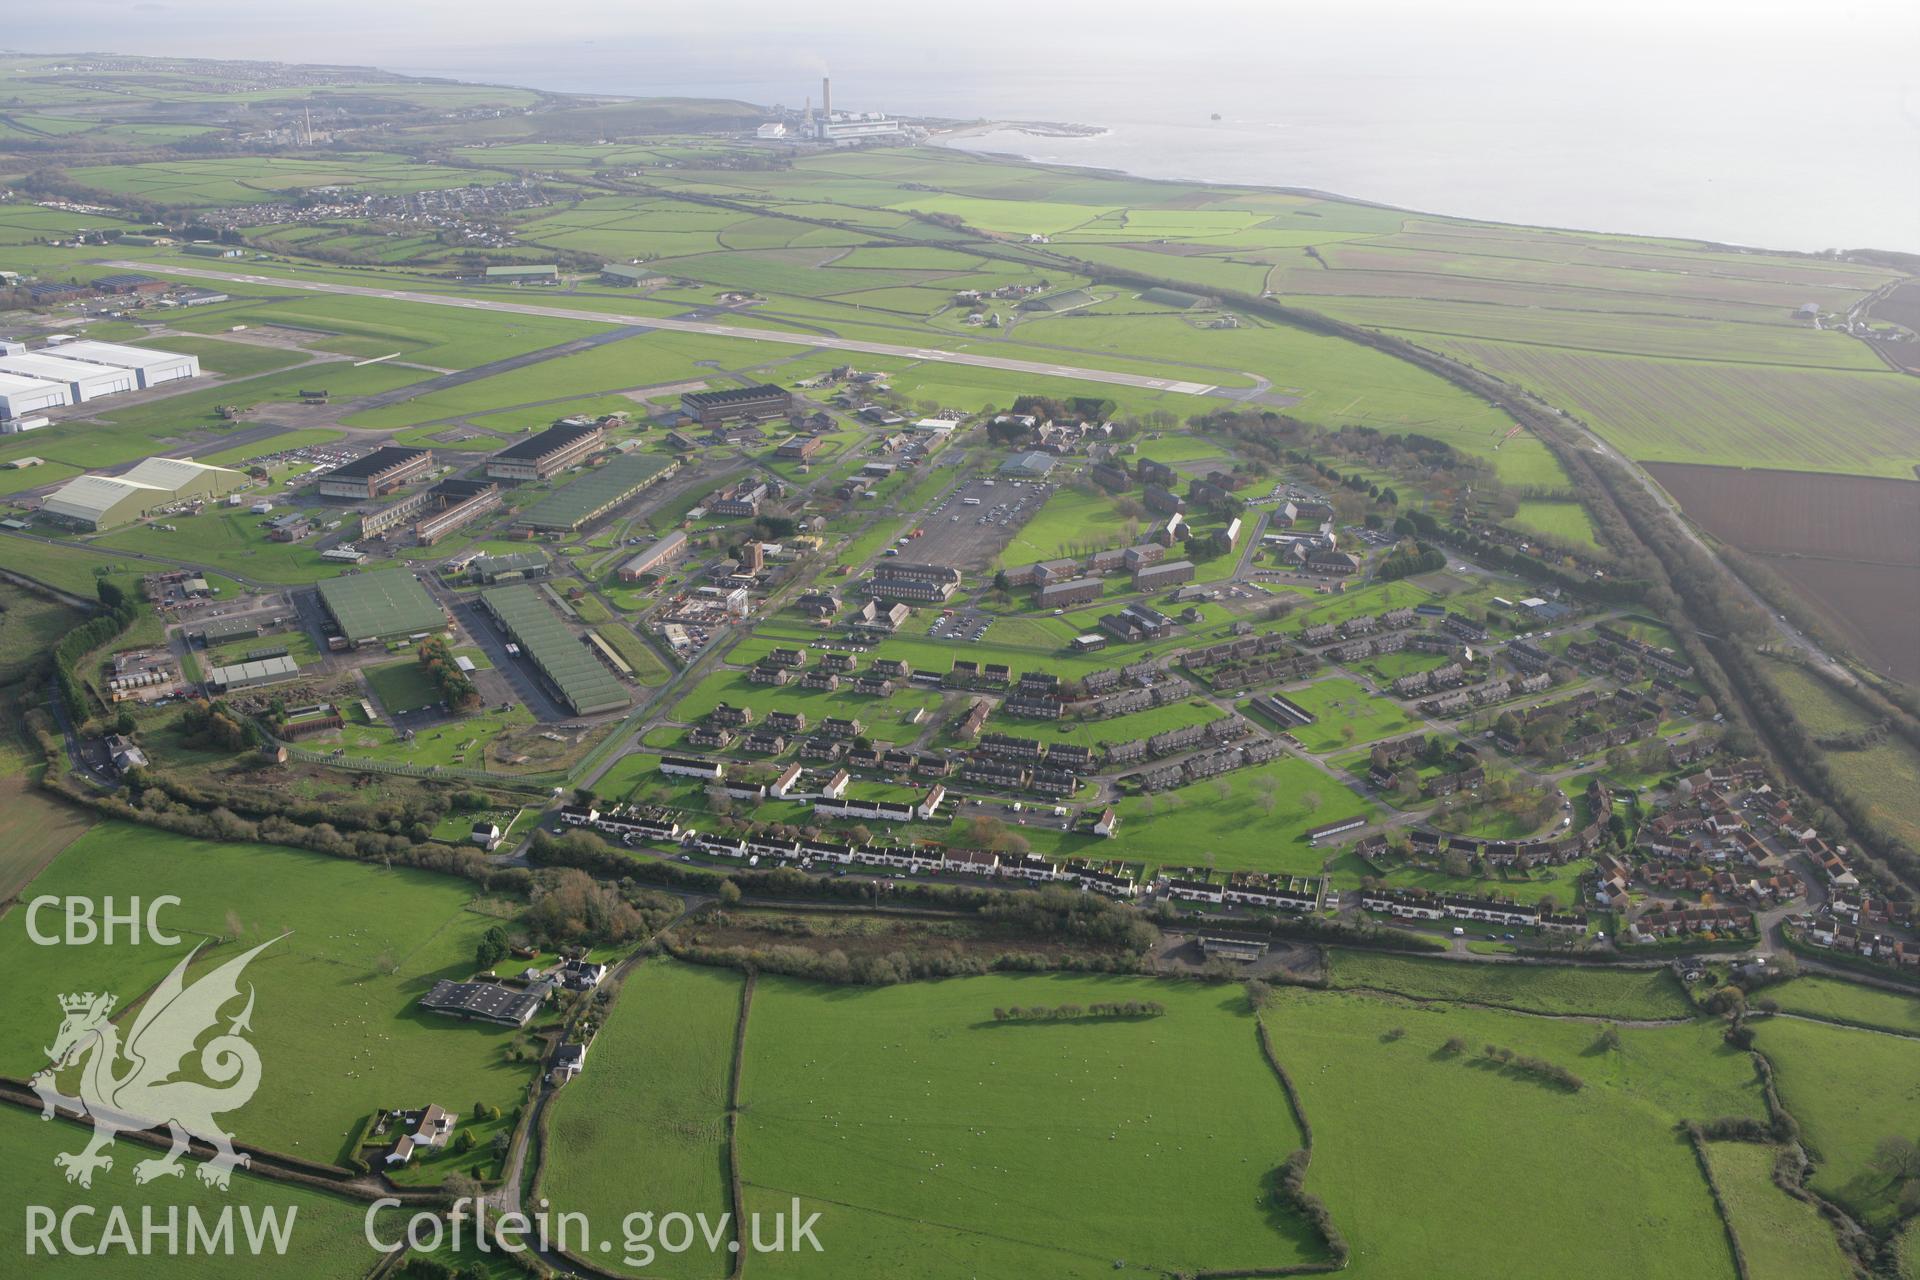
[1260,987,1756,1279]
[1511,498,1601,550]
[67,152,517,205]
[0,1107,386,1279]
[0,537,143,595]
[540,961,743,1279]
[1762,977,1920,1036]
[0,582,83,684]
[1310,294,1891,368]
[1442,341,1920,477]
[1752,1015,1920,1226]
[0,777,93,899]
[737,972,1321,1279]
[1325,950,1693,1019]
[1704,1141,1854,1280]
[1762,662,1920,848]
[0,824,541,1165]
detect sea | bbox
[14,6,1920,252]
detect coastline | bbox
[921,119,1861,259]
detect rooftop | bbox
[316,572,445,642]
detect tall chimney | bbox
[822,76,832,120]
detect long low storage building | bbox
[0,351,136,401]
[480,584,631,715]
[516,452,678,533]
[53,340,201,388]
[0,371,72,418]
[205,654,299,693]
[617,530,688,581]
[315,572,447,648]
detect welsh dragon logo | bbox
[29,937,277,1191]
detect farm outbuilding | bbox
[0,370,72,418]
[56,340,202,388]
[0,351,136,401]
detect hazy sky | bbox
[11,0,1919,71]
[7,1,1917,249]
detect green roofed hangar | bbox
[515,452,678,534]
[479,584,629,716]
[315,572,447,649]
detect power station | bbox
[757,77,919,146]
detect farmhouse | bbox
[383,1105,458,1166]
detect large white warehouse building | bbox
[0,370,72,418]
[56,340,201,388]
[0,352,137,401]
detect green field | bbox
[0,825,542,1168]
[669,667,946,746]
[1762,976,1920,1036]
[1511,498,1601,550]
[1001,754,1375,876]
[1753,1014,1920,1226]
[1764,661,1920,850]
[137,334,312,378]
[737,972,1321,1278]
[1704,1140,1854,1280]
[539,961,744,1278]
[94,509,354,584]
[1259,986,1755,1279]
[363,656,442,714]
[1325,950,1693,1019]
[1438,341,1920,478]
[1269,677,1419,752]
[0,1107,387,1278]
[68,152,518,205]
[994,485,1132,567]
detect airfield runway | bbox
[106,262,1229,397]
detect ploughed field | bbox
[1647,463,1920,681]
